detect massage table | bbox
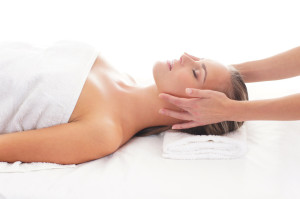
[0,74,299,199]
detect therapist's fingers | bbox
[186,88,221,98]
[159,108,193,121]
[172,121,203,129]
[159,93,192,108]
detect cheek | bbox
[161,73,194,97]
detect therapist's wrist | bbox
[228,100,248,122]
[230,63,251,83]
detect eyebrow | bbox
[201,63,207,84]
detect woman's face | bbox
[153,53,231,97]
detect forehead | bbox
[201,59,231,91]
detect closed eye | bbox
[193,69,198,79]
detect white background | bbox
[1,0,300,99]
[0,2,300,198]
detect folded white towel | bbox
[0,161,76,173]
[162,123,248,160]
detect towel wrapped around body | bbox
[0,40,98,171]
[0,40,98,133]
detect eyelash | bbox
[192,69,198,78]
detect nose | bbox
[180,54,194,65]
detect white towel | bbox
[0,40,98,172]
[162,123,248,160]
[0,161,76,173]
[0,40,98,133]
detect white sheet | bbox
[0,72,300,199]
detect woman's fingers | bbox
[159,93,191,108]
[159,108,192,121]
[172,121,203,129]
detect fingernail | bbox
[186,88,192,94]
[172,126,177,129]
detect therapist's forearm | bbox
[232,93,300,121]
[232,46,300,83]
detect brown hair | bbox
[134,65,248,137]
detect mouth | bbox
[167,60,173,71]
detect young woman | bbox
[0,41,248,164]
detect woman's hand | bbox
[158,88,236,129]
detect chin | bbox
[152,61,162,84]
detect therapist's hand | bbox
[158,88,236,129]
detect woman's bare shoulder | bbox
[91,55,117,71]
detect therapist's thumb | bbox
[185,88,215,98]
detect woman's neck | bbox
[116,82,183,139]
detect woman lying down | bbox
[0,41,248,164]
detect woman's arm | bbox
[232,46,300,83]
[0,121,122,164]
[232,93,300,121]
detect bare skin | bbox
[158,47,300,129]
[0,52,232,164]
[70,53,231,146]
[68,55,183,147]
